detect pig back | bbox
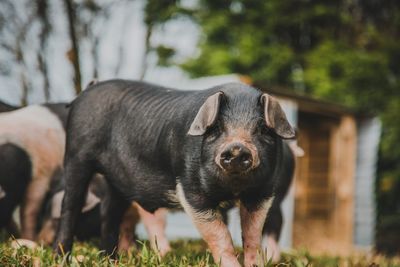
[66,79,218,173]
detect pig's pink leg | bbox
[262,234,281,262]
[135,203,171,256]
[240,197,274,267]
[177,184,240,267]
[37,219,56,245]
[20,178,50,240]
[118,204,140,252]
[194,215,240,267]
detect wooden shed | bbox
[261,86,381,255]
[135,74,381,255]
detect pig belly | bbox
[110,172,178,212]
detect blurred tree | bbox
[141,0,191,79]
[0,1,37,105]
[177,0,399,104]
[141,0,176,79]
[0,0,188,101]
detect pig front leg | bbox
[177,184,240,267]
[135,204,171,256]
[240,197,274,267]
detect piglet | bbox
[55,80,295,267]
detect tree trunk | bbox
[37,0,51,101]
[64,0,82,95]
[139,23,153,80]
[20,72,29,106]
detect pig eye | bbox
[259,126,275,144]
[205,123,222,142]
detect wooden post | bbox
[329,116,357,254]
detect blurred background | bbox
[0,0,399,256]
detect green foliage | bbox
[144,0,196,27]
[376,213,400,256]
[176,0,400,110]
[304,41,391,112]
[156,45,176,67]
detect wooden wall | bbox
[293,112,357,255]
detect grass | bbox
[0,238,399,267]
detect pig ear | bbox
[261,94,296,139]
[188,92,224,136]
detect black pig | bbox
[55,80,295,267]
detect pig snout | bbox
[220,143,252,172]
[218,142,255,174]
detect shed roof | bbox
[256,84,355,118]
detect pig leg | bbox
[240,197,274,267]
[100,185,130,256]
[177,184,240,267]
[20,178,50,240]
[262,204,282,262]
[262,234,280,263]
[38,218,57,245]
[54,160,94,254]
[135,204,171,256]
[118,204,140,252]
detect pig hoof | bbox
[262,235,281,262]
[158,245,171,257]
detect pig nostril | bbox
[240,154,252,167]
[241,159,252,170]
[221,151,232,161]
[243,159,251,165]
[239,151,252,161]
